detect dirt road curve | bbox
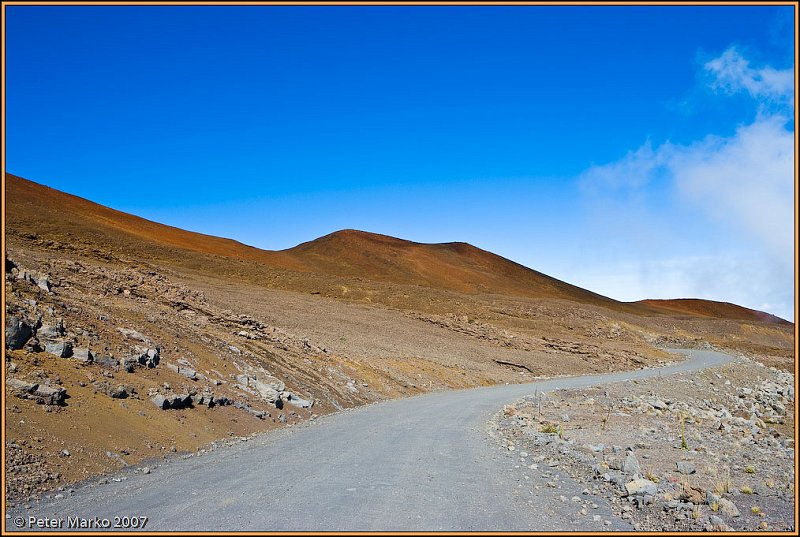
[6,349,733,532]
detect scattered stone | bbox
[284,392,313,409]
[625,479,657,497]
[676,461,696,475]
[71,348,94,364]
[5,316,32,349]
[717,498,739,517]
[151,394,169,410]
[117,327,151,344]
[44,341,73,358]
[95,355,120,369]
[623,452,641,476]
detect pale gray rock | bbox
[71,348,94,364]
[45,340,73,358]
[676,461,696,474]
[623,452,641,476]
[624,479,657,497]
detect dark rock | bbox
[122,356,139,373]
[95,356,119,369]
[34,385,66,405]
[5,316,32,350]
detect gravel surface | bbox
[490,350,795,532]
[6,349,731,532]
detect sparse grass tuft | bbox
[645,471,660,483]
[744,465,756,474]
[751,506,762,515]
[713,467,732,494]
[710,502,720,512]
[539,423,559,434]
[679,412,689,450]
[740,485,753,494]
[692,506,702,520]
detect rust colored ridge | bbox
[637,298,792,326]
[6,173,628,307]
[286,228,626,306]
[7,172,786,324]
[4,172,305,269]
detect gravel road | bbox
[6,349,733,532]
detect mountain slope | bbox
[4,173,789,324]
[637,299,792,326]
[4,173,620,308]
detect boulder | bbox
[650,399,668,410]
[213,395,230,406]
[179,367,197,380]
[36,385,67,405]
[95,355,120,369]
[151,394,169,409]
[71,348,94,364]
[623,452,641,476]
[5,316,32,349]
[117,327,151,344]
[10,381,68,405]
[676,461,696,475]
[94,381,131,399]
[284,392,313,409]
[679,484,705,505]
[131,346,160,368]
[122,356,139,373]
[718,498,739,517]
[624,479,657,497]
[37,322,65,341]
[36,276,51,292]
[7,378,38,396]
[45,340,73,358]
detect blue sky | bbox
[5,5,796,320]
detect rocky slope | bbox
[489,353,795,531]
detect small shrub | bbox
[540,423,559,434]
[744,465,756,474]
[713,467,732,494]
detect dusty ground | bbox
[489,351,795,532]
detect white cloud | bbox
[704,47,794,103]
[577,48,795,321]
[670,115,794,262]
[564,255,793,322]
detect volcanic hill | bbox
[3,172,794,503]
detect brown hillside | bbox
[4,173,622,308]
[637,299,792,325]
[4,173,789,325]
